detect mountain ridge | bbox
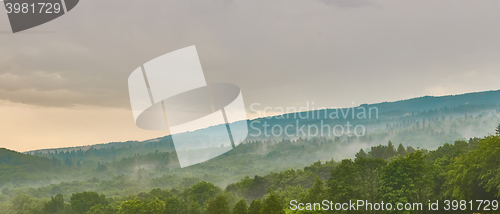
[25,89,500,154]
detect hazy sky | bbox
[1,0,500,152]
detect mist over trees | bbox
[2,134,500,213]
[1,92,500,213]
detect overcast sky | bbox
[1,0,500,151]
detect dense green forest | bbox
[4,102,498,190]
[2,91,500,213]
[2,134,500,213]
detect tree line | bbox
[4,131,500,213]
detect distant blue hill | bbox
[27,89,500,153]
[360,89,500,113]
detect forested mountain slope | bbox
[0,148,56,185]
[26,89,500,155]
[3,135,500,214]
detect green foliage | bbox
[10,194,47,214]
[207,195,231,214]
[5,135,500,213]
[87,204,115,214]
[164,196,187,214]
[188,181,221,206]
[379,151,432,214]
[248,199,263,214]
[355,149,367,159]
[368,141,404,159]
[70,191,107,214]
[226,160,336,202]
[233,199,248,214]
[262,192,285,214]
[0,148,55,185]
[42,194,64,214]
[187,199,202,214]
[87,204,105,214]
[148,197,165,214]
[117,199,147,214]
[96,162,107,172]
[446,136,500,199]
[397,143,406,156]
[327,159,358,205]
[354,157,386,204]
[303,177,324,204]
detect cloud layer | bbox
[0,0,500,110]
